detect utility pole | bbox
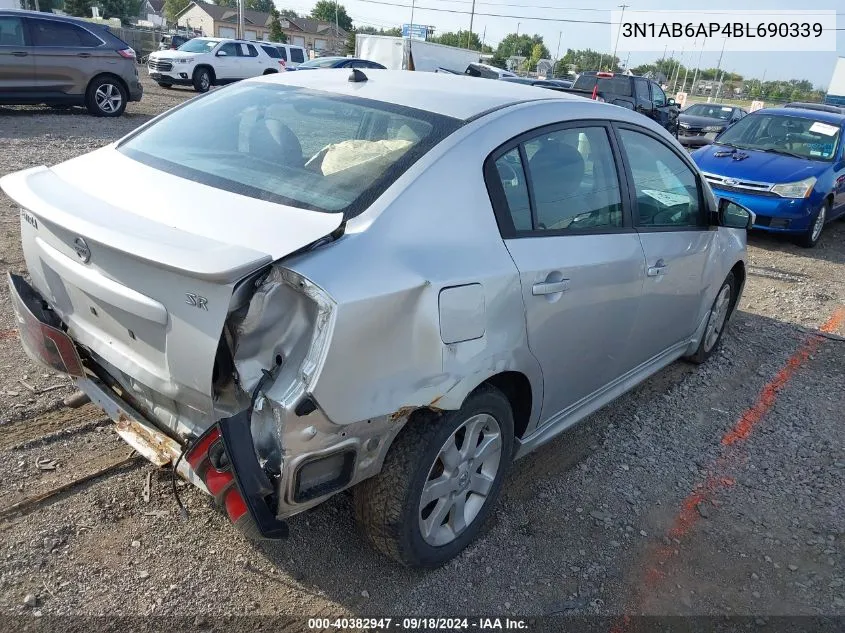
[711,37,727,102]
[335,0,339,53]
[624,51,630,72]
[598,53,604,72]
[612,4,628,70]
[691,41,705,96]
[466,0,476,49]
[670,46,683,92]
[482,26,486,50]
[238,0,244,39]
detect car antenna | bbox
[349,68,368,83]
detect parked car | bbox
[290,56,386,70]
[2,70,751,568]
[561,71,680,135]
[249,40,307,69]
[500,77,572,92]
[147,37,277,92]
[783,101,845,115]
[678,103,747,147]
[0,9,142,116]
[464,62,517,79]
[546,78,573,88]
[692,107,845,247]
[158,34,191,51]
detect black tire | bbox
[686,272,736,365]
[193,67,212,93]
[262,69,278,75]
[795,201,829,248]
[157,82,173,89]
[354,385,514,568]
[84,75,127,117]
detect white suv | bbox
[148,37,277,92]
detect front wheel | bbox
[354,385,514,568]
[795,201,828,248]
[192,67,212,93]
[686,272,736,365]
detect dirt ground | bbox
[0,73,843,625]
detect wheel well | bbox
[263,68,278,74]
[194,64,215,81]
[87,72,128,98]
[479,371,532,439]
[825,193,834,208]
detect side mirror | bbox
[718,197,755,229]
[216,51,227,57]
[667,98,676,106]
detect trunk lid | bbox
[1,147,342,427]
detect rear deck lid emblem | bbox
[72,237,91,263]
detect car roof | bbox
[252,69,582,120]
[754,107,845,125]
[685,103,737,109]
[0,8,102,25]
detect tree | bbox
[269,7,286,42]
[557,48,619,76]
[310,0,352,32]
[495,33,547,61]
[64,0,92,17]
[247,0,274,12]
[433,30,482,50]
[528,42,544,71]
[100,0,141,22]
[163,0,190,21]
[279,9,299,19]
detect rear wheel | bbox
[354,385,513,568]
[795,201,828,248]
[686,272,736,365]
[85,76,127,117]
[193,67,212,93]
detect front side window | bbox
[492,126,624,233]
[217,42,239,57]
[618,129,701,228]
[651,83,667,106]
[118,83,460,215]
[290,47,305,63]
[716,113,841,161]
[29,19,101,47]
[0,16,26,46]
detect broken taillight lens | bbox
[184,425,249,526]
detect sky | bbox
[277,0,845,89]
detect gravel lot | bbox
[0,73,843,624]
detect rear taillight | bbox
[117,48,135,59]
[184,425,250,527]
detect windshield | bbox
[684,104,735,120]
[298,58,342,68]
[572,75,632,96]
[716,113,841,161]
[118,82,460,215]
[178,38,217,53]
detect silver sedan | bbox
[3,69,752,567]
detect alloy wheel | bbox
[418,413,502,547]
[811,205,826,244]
[95,83,123,114]
[704,283,732,352]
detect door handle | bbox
[532,279,570,295]
[77,53,91,58]
[647,258,667,277]
[11,51,28,57]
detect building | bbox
[175,1,347,53]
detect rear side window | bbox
[290,47,305,63]
[29,19,102,48]
[275,46,287,60]
[118,83,461,215]
[490,126,624,234]
[244,43,258,57]
[573,74,632,96]
[261,45,280,59]
[0,16,25,46]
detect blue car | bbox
[691,107,845,247]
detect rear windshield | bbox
[118,82,460,215]
[573,74,633,97]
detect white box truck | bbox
[825,57,845,107]
[355,34,480,73]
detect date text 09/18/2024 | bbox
[307,618,530,630]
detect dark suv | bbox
[0,9,142,116]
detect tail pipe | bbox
[185,410,288,539]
